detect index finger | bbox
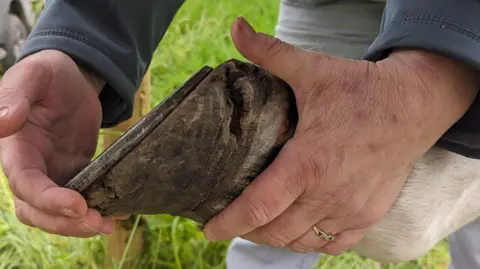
[202,141,304,241]
[1,136,89,219]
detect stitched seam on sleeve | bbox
[29,28,133,80]
[30,28,90,43]
[384,13,480,42]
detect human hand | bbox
[0,50,114,237]
[202,17,480,255]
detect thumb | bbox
[230,17,317,91]
[0,56,51,137]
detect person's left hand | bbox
[202,17,480,255]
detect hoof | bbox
[65,59,298,226]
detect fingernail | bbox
[61,208,78,218]
[237,17,255,37]
[83,222,107,236]
[0,106,9,117]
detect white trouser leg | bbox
[227,238,321,269]
[275,0,385,59]
[448,218,480,269]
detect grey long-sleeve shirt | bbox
[18,0,480,159]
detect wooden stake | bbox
[102,71,151,269]
[102,72,152,147]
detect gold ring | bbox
[313,225,335,241]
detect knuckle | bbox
[14,202,23,219]
[243,199,271,228]
[46,220,69,236]
[307,154,327,180]
[14,203,31,227]
[281,143,305,178]
[0,87,14,100]
[19,55,51,77]
[271,155,306,197]
[263,35,284,58]
[257,35,304,75]
[330,186,351,207]
[8,53,54,91]
[298,152,327,188]
[263,230,290,248]
[7,174,19,197]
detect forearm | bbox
[18,0,185,128]
[363,0,480,158]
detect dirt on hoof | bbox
[64,59,298,226]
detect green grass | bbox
[0,0,451,268]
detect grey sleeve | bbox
[363,0,480,159]
[17,0,184,128]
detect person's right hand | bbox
[0,49,113,237]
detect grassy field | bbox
[0,0,451,268]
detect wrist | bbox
[78,64,106,95]
[381,49,479,130]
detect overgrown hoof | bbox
[65,59,298,226]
